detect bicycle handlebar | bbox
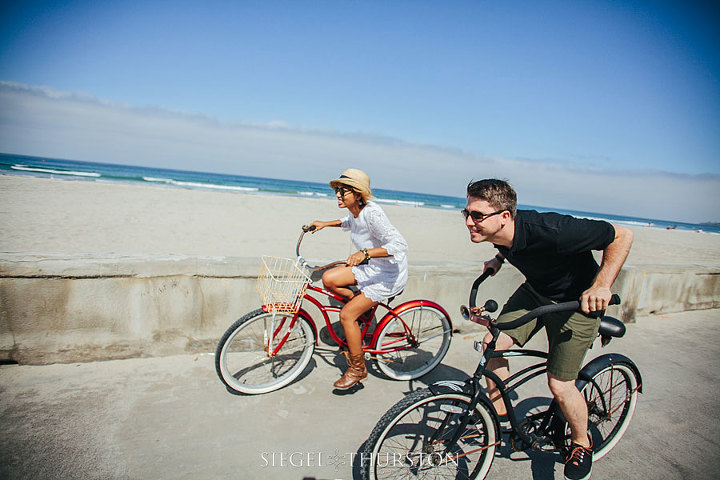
[468,268,495,309]
[495,294,621,331]
[296,225,316,258]
[296,225,366,272]
[464,269,621,329]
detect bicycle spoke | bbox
[415,329,453,345]
[375,306,452,380]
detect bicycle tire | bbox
[375,305,452,380]
[215,308,315,395]
[361,388,498,480]
[555,361,639,460]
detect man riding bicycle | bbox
[464,179,633,480]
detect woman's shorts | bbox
[497,282,601,380]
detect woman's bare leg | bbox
[333,292,377,389]
[322,266,357,299]
[340,292,377,355]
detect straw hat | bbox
[329,168,372,202]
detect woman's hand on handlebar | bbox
[305,219,342,233]
[580,285,613,314]
[304,221,325,233]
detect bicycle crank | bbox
[510,418,555,452]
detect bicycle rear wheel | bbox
[361,388,498,480]
[556,361,640,460]
[375,305,452,380]
[215,308,315,394]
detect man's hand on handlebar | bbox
[483,257,502,276]
[580,285,613,314]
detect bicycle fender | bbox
[428,381,497,414]
[576,353,643,394]
[429,380,472,396]
[431,379,498,408]
[375,299,454,335]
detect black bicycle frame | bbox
[438,270,622,453]
[440,325,562,452]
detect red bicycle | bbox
[215,226,453,394]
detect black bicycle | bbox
[360,270,642,479]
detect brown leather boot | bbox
[333,352,368,390]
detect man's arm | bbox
[580,224,633,313]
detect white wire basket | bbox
[257,256,311,314]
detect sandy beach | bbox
[2,174,720,267]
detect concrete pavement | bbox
[1,308,719,479]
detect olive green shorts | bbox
[497,282,600,380]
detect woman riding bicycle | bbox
[308,168,408,390]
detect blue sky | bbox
[1,0,719,222]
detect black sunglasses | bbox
[334,186,354,196]
[461,209,506,222]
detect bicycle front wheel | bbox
[375,305,452,380]
[215,308,315,395]
[361,389,498,480]
[557,361,640,460]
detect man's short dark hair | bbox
[466,179,517,217]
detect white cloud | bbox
[1,81,719,223]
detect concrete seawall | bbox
[1,254,718,364]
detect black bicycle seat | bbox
[598,316,625,338]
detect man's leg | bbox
[482,331,515,416]
[548,374,590,446]
[552,372,595,480]
[545,309,600,480]
[545,308,601,447]
[483,283,543,416]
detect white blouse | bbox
[341,201,409,302]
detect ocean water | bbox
[2,152,718,234]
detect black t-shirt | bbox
[495,210,616,301]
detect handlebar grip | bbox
[302,225,317,232]
[495,294,622,331]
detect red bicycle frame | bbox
[263,283,451,358]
